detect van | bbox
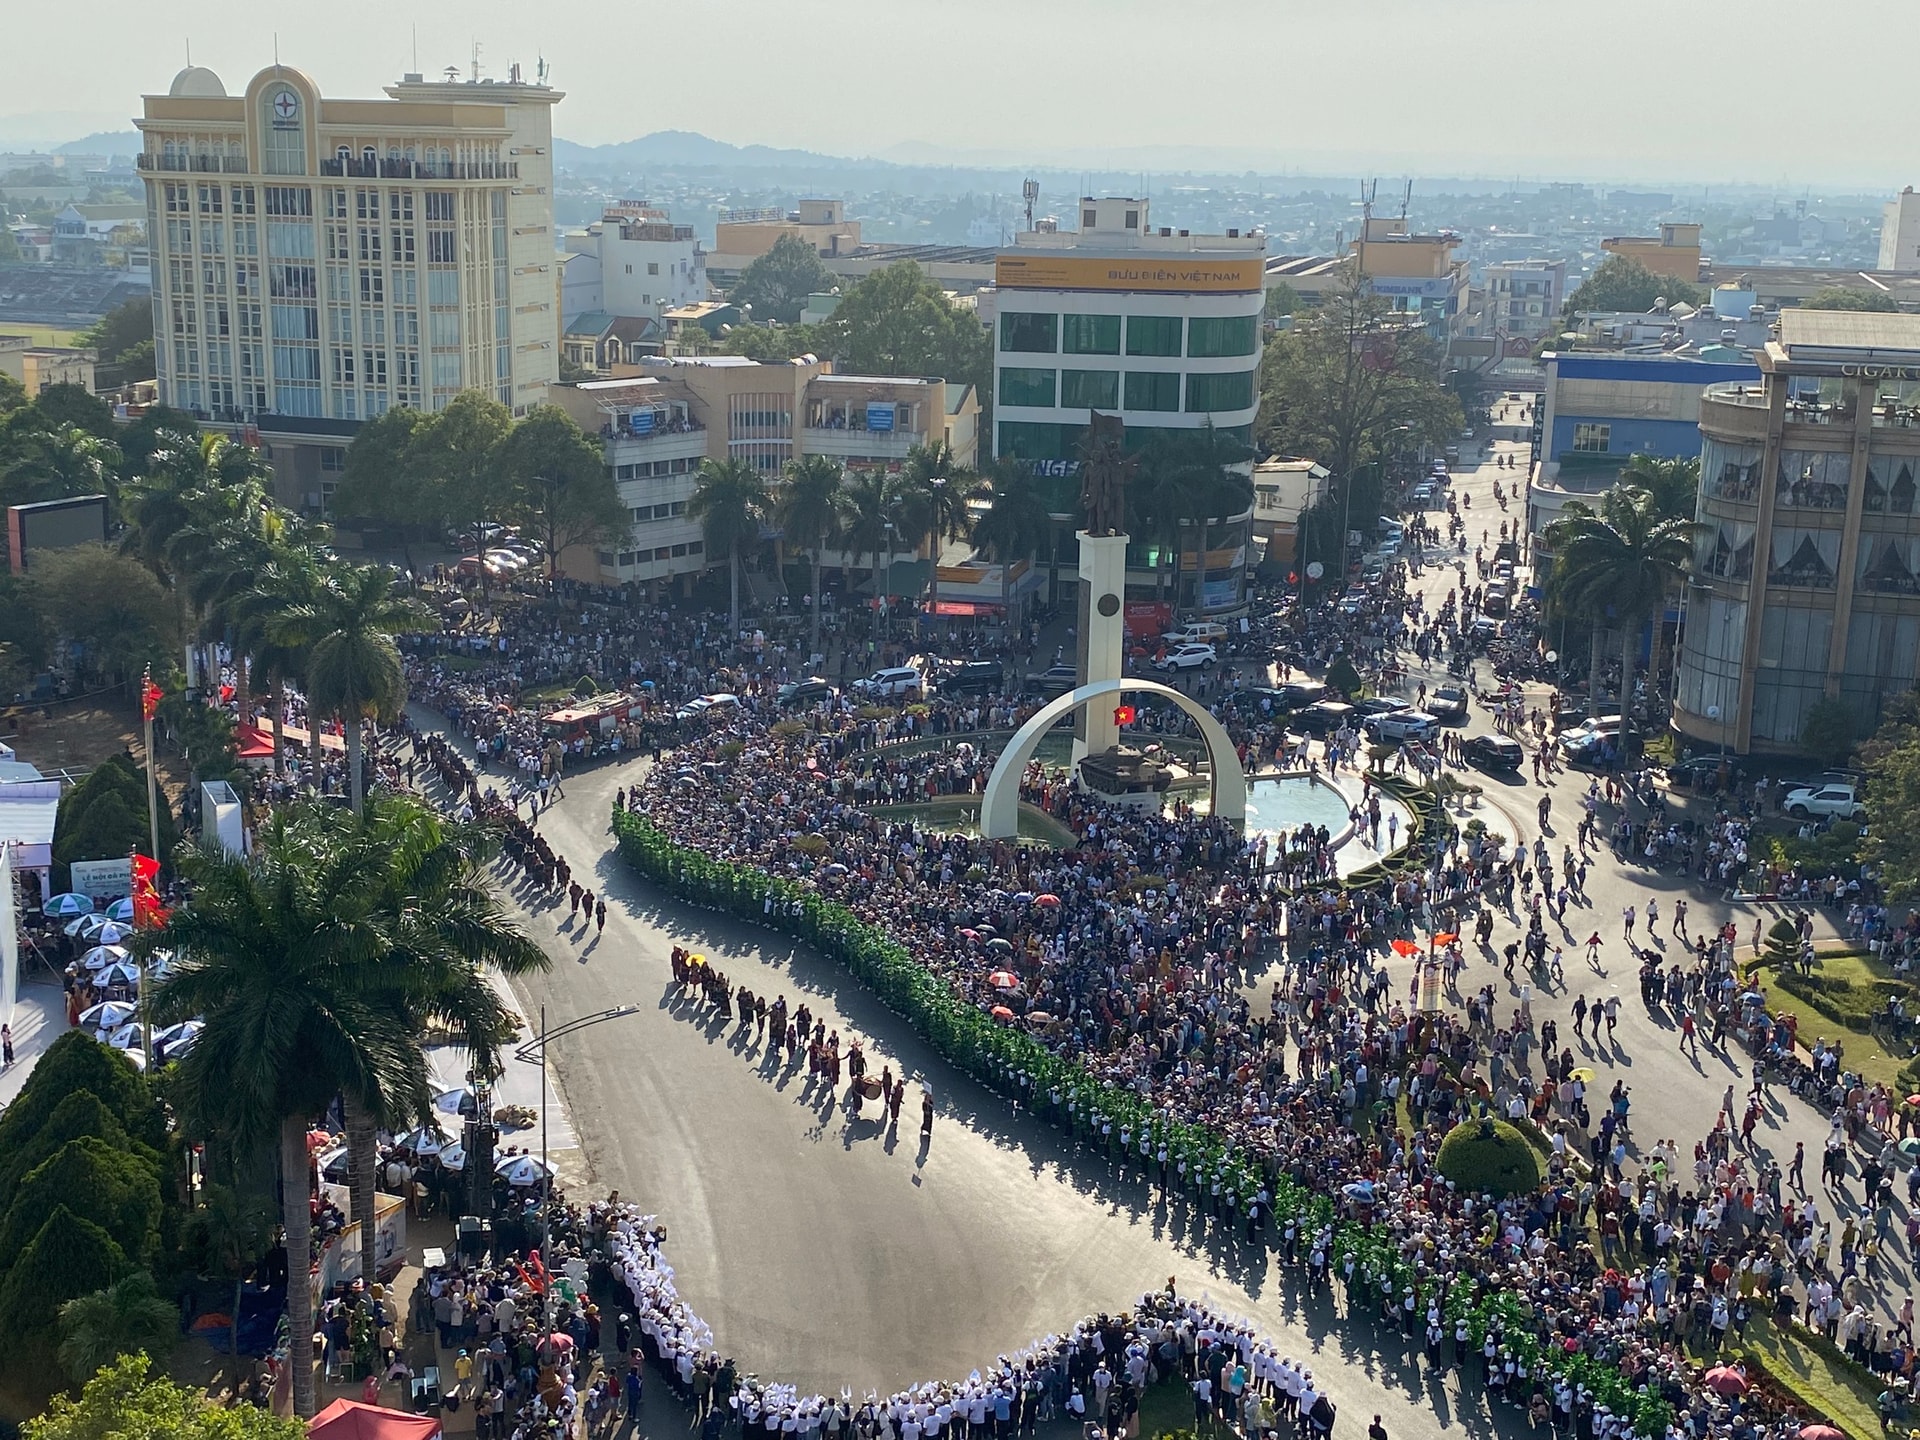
[852,666,924,701]
[1162,621,1228,647]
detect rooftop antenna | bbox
[536,55,549,84]
[1356,178,1377,276]
[273,33,279,66]
[412,26,418,74]
[1400,178,1412,221]
[185,39,191,66]
[471,41,481,83]
[1021,178,1038,231]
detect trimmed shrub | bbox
[0,1137,163,1269]
[0,1206,128,1371]
[1436,1118,1545,1198]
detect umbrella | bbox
[1390,938,1422,958]
[120,1049,148,1071]
[1702,1366,1748,1396]
[990,1006,1015,1023]
[434,1086,480,1117]
[66,915,105,939]
[105,1022,146,1050]
[1800,1428,1843,1440]
[497,1155,554,1187]
[546,1332,576,1353]
[987,970,1020,990]
[96,961,143,987]
[1907,1094,1920,1107]
[81,944,130,969]
[1569,1067,1596,1083]
[1902,1138,1920,1160]
[1034,894,1061,907]
[1432,931,1459,945]
[94,921,132,945]
[154,1020,202,1057]
[1027,1010,1053,1024]
[79,1000,137,1029]
[318,1148,350,1184]
[43,893,93,918]
[986,937,1014,954]
[436,1143,467,1171]
[306,1130,334,1152]
[396,1123,450,1156]
[105,898,135,921]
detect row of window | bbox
[999,311,1258,359]
[996,420,1255,462]
[603,541,705,567]
[629,500,688,521]
[999,365,1256,415]
[613,457,694,480]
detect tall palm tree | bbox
[1619,453,1702,524]
[143,805,429,1419]
[970,463,1054,625]
[229,549,326,776]
[898,440,984,629]
[688,458,771,642]
[1160,423,1255,615]
[56,1272,179,1385]
[0,423,122,509]
[1126,436,1190,606]
[273,565,432,813]
[835,468,897,618]
[776,455,844,660]
[1545,485,1697,718]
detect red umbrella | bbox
[1702,1366,1748,1396]
[548,1332,576,1352]
[306,1130,333,1152]
[1390,938,1421,958]
[990,1005,1015,1023]
[1432,932,1459,946]
[1905,1094,1920,1106]
[1800,1428,1843,1440]
[987,970,1020,989]
[1034,894,1061,907]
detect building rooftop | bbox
[1775,307,1920,359]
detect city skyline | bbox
[6,0,1920,186]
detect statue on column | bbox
[1077,411,1132,538]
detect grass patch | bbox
[1136,1379,1196,1439]
[1759,950,1920,1092]
[1734,1316,1884,1439]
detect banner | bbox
[313,1183,409,1304]
[994,253,1263,295]
[69,856,133,901]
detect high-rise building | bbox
[135,62,561,512]
[991,197,1265,615]
[1675,309,1920,754]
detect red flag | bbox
[141,674,164,722]
[131,853,167,928]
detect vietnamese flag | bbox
[141,673,164,722]
[131,853,167,928]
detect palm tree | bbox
[835,468,898,623]
[143,805,428,1419]
[0,423,122,509]
[1545,485,1697,719]
[688,458,772,642]
[229,549,326,776]
[1619,453,1701,524]
[56,1272,179,1384]
[898,440,984,630]
[1160,423,1255,615]
[970,463,1054,625]
[776,455,844,660]
[273,565,432,813]
[1126,436,1190,606]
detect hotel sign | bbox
[1840,364,1920,379]
[995,253,1263,294]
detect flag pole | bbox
[139,668,162,1071]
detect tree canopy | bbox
[730,233,835,325]
[1802,286,1899,312]
[492,403,626,573]
[1564,255,1704,314]
[1858,691,1920,897]
[78,298,157,382]
[28,543,178,685]
[25,1354,305,1440]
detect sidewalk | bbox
[0,978,71,1110]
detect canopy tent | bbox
[308,1399,441,1440]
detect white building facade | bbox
[560,202,709,324]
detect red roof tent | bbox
[308,1399,442,1440]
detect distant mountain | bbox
[56,131,142,157]
[555,130,874,171]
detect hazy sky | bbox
[7,0,1916,185]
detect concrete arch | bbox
[980,678,1248,839]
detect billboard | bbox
[995,253,1263,295]
[69,857,134,900]
[9,494,109,574]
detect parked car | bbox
[1462,734,1525,771]
[1153,644,1218,672]
[1228,686,1292,716]
[1664,754,1732,791]
[852,666,924,701]
[1782,783,1865,820]
[940,660,1005,695]
[1353,696,1411,718]
[1026,662,1080,694]
[1276,680,1330,709]
[1290,700,1357,736]
[675,693,742,722]
[1161,622,1229,647]
[1425,685,1469,723]
[1556,715,1624,753]
[775,677,836,708]
[1364,709,1440,743]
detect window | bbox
[998,367,1056,408]
[1060,369,1119,410]
[647,262,659,276]
[999,312,1057,353]
[1124,371,1180,412]
[424,191,455,223]
[1185,368,1255,413]
[1125,315,1182,357]
[264,186,312,217]
[1062,314,1121,355]
[997,420,1085,461]
[427,231,458,263]
[1082,209,1097,229]
[1572,422,1611,453]
[1187,314,1259,358]
[1124,209,1138,229]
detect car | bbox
[1026,662,1080,694]
[1162,622,1229,646]
[940,660,1005,695]
[1153,644,1217,672]
[852,666,924,701]
[1409,483,1438,507]
[674,692,742,722]
[776,677,836,707]
[1354,696,1412,718]
[1426,685,1469,723]
[1783,783,1865,820]
[1291,700,1357,735]
[1482,588,1510,618]
[1364,709,1440,743]
[1276,680,1330,709]
[1463,734,1525,771]
[485,547,530,572]
[1556,715,1625,749]
[1228,686,1292,716]
[1663,754,1733,790]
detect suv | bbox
[852,666,924,701]
[1162,621,1229,647]
[1153,644,1218,672]
[1364,709,1440,743]
[776,677,836,708]
[1425,685,1469,723]
[940,660,1004,695]
[1783,782,1865,820]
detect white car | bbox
[852,666,924,700]
[1153,644,1217,672]
[1783,783,1865,820]
[674,693,741,722]
[1364,709,1440,743]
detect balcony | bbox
[600,415,702,443]
[318,157,518,181]
[801,424,922,461]
[139,155,249,173]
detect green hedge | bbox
[611,806,1673,1434]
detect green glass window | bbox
[998,366,1057,408]
[1125,315,1183,357]
[1185,368,1256,413]
[1060,368,1119,410]
[1187,314,1259,357]
[1062,314,1121,355]
[999,312,1057,353]
[997,420,1084,460]
[1124,371,1181,412]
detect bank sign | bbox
[995,254,1263,294]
